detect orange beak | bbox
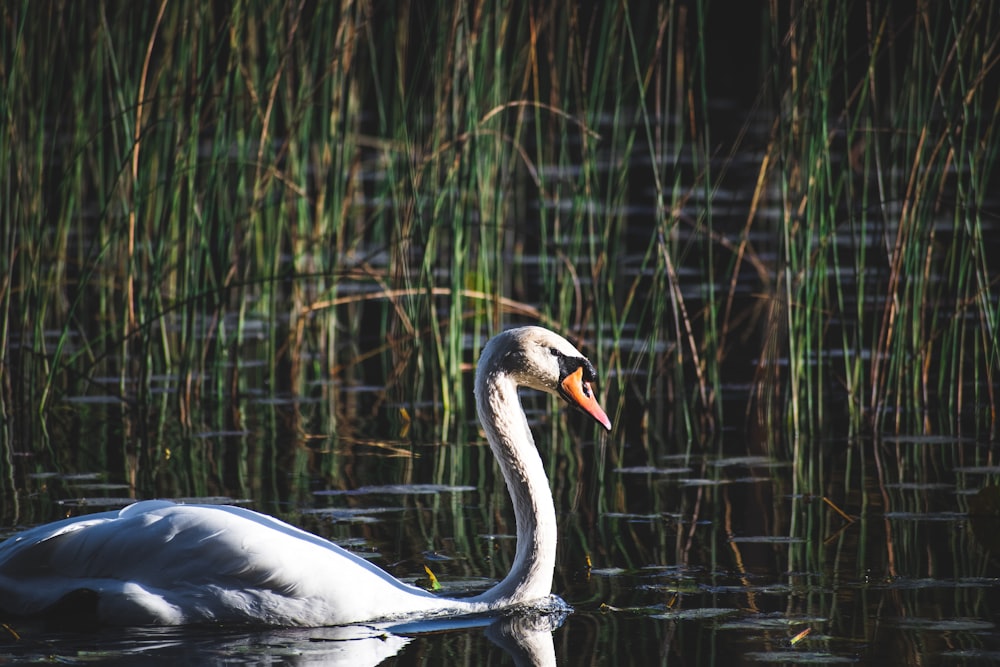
[559,366,612,431]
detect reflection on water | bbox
[1,606,570,666]
[3,383,1000,664]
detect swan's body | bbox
[0,327,611,627]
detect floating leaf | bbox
[315,484,475,496]
[790,627,812,645]
[743,650,856,664]
[651,607,741,621]
[614,466,692,475]
[890,617,994,631]
[423,565,441,591]
[711,456,784,468]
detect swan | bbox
[0,326,611,627]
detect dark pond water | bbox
[6,0,1000,660]
[4,81,1000,667]
[5,176,1000,664]
[3,366,1000,665]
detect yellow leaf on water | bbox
[790,627,811,645]
[423,564,441,591]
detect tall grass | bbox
[0,0,998,495]
[2,9,998,662]
[750,1,1000,446]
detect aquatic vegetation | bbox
[0,1,997,660]
[2,2,996,450]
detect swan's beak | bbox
[560,367,612,431]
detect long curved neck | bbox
[473,370,557,605]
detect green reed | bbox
[753,0,1000,447]
[3,8,1000,634]
[1,0,998,493]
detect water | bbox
[4,196,1000,665]
[4,185,999,663]
[3,371,1000,665]
[5,1,1000,661]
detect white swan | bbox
[0,326,611,627]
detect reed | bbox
[748,0,1000,448]
[2,13,1000,661]
[0,0,998,500]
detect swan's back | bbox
[0,501,469,626]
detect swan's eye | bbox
[549,347,560,357]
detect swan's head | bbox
[479,326,612,431]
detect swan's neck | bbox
[473,372,557,605]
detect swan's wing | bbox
[0,501,466,626]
